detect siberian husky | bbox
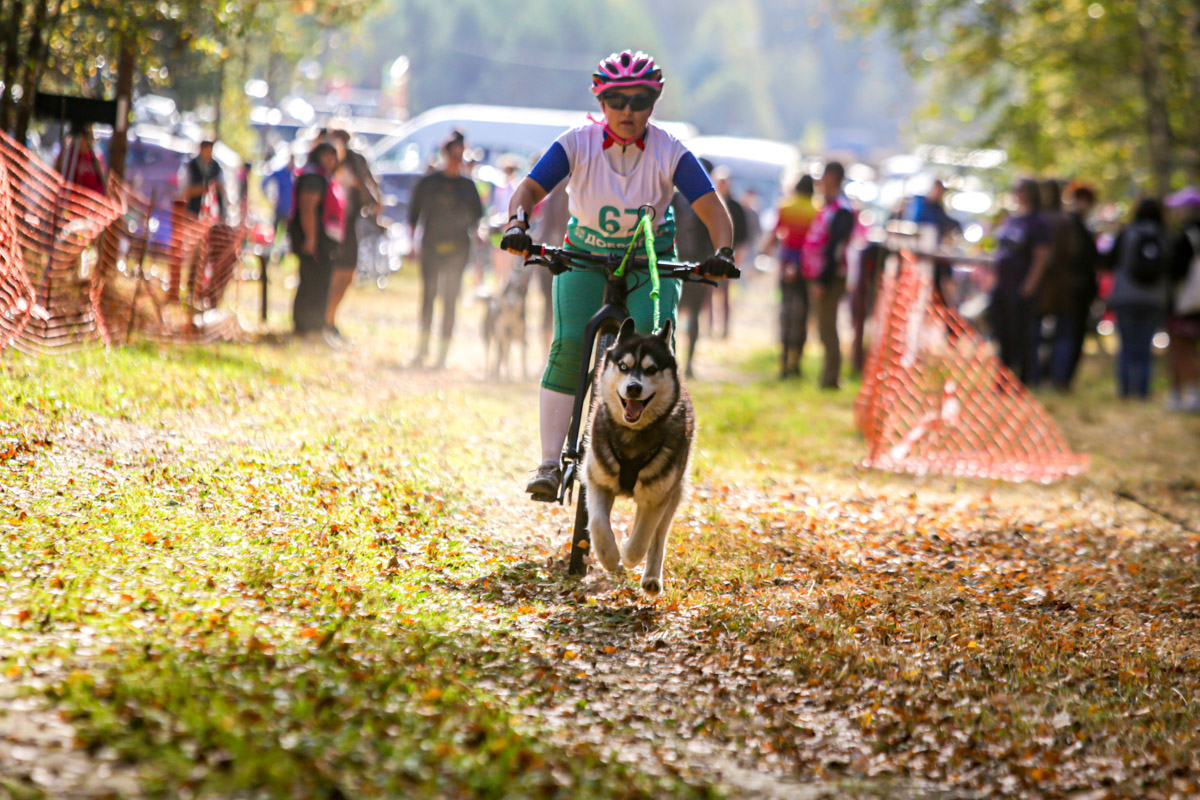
[582,317,694,598]
[481,265,529,381]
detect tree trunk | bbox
[107,38,136,180]
[213,55,226,140]
[1135,0,1176,196]
[1186,0,1200,184]
[0,0,23,133]
[13,0,52,145]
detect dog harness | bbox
[611,399,675,494]
[617,448,659,495]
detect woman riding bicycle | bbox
[500,50,737,500]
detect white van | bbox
[686,135,802,210]
[368,103,698,171]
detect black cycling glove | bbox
[500,225,532,255]
[698,247,740,279]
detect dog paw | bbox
[595,552,622,574]
[640,577,662,599]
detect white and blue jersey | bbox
[528,121,715,255]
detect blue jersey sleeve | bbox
[673,152,716,204]
[528,142,570,193]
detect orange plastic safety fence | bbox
[855,252,1087,484]
[98,186,205,342]
[0,131,126,353]
[0,130,246,355]
[0,152,33,350]
[95,181,246,345]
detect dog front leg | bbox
[621,501,668,569]
[585,485,621,574]
[640,485,682,599]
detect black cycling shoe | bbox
[525,461,561,501]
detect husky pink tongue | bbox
[623,397,646,423]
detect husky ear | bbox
[617,317,637,343]
[656,318,675,354]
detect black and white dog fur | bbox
[582,317,694,598]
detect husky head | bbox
[600,318,679,429]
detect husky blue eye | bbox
[618,363,630,372]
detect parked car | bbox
[376,169,424,225]
[686,135,802,212]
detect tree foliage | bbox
[335,0,914,155]
[1,0,378,158]
[851,0,1200,197]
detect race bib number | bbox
[599,206,644,235]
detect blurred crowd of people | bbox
[264,124,1200,411]
[281,127,383,345]
[274,128,549,368]
[760,169,1200,412]
[959,178,1200,410]
[53,111,1199,408]
[762,163,857,388]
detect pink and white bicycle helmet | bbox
[591,50,664,96]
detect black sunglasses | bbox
[602,92,656,112]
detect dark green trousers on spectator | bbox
[816,276,846,388]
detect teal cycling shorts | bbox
[542,262,681,395]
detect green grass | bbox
[691,365,863,478]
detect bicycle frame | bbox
[559,271,634,574]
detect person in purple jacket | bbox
[989,178,1052,384]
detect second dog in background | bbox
[481,265,531,381]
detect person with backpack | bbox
[1165,187,1200,411]
[1105,198,1170,399]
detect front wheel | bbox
[566,329,616,576]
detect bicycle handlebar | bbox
[523,244,739,283]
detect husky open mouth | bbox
[620,393,655,423]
